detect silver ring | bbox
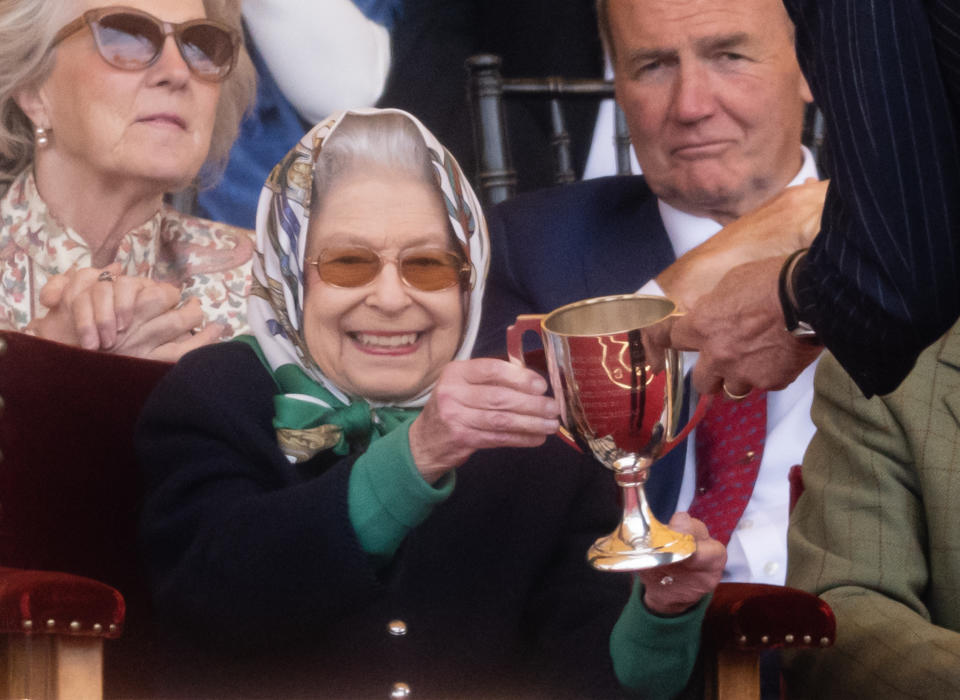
[97,271,117,283]
[659,575,674,586]
[722,383,750,401]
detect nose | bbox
[669,61,716,124]
[364,261,413,314]
[146,34,191,88]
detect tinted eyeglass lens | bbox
[179,23,234,78]
[318,249,382,287]
[95,13,162,69]
[316,248,465,290]
[400,251,463,291]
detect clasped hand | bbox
[26,263,225,361]
[408,358,560,484]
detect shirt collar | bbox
[657,145,819,259]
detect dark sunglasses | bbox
[309,246,473,292]
[52,6,239,83]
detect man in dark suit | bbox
[476,0,825,589]
[669,0,960,400]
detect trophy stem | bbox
[587,472,696,572]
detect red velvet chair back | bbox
[0,331,169,594]
[0,331,171,694]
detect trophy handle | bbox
[506,314,582,452]
[506,314,544,365]
[661,393,713,455]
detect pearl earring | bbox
[35,127,49,148]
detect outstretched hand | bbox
[637,512,726,616]
[656,178,826,311]
[408,358,560,483]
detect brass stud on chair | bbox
[803,635,812,644]
[820,636,831,647]
[69,621,81,632]
[737,635,748,645]
[0,337,7,355]
[109,623,118,633]
[93,623,103,633]
[760,635,770,644]
[46,619,56,629]
[22,620,33,631]
[784,634,795,643]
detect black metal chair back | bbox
[467,53,632,208]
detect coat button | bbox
[390,681,411,698]
[387,619,407,637]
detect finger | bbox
[451,383,559,418]
[136,300,205,341]
[91,278,119,348]
[455,357,550,395]
[148,323,226,362]
[112,275,146,332]
[471,407,560,437]
[38,274,70,308]
[689,361,724,396]
[69,290,100,350]
[133,282,185,320]
[668,512,710,541]
[665,314,704,352]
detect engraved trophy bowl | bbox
[507,294,710,572]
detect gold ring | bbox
[97,271,117,283]
[722,383,751,401]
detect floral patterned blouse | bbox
[0,169,254,337]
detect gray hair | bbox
[312,112,439,211]
[0,0,255,192]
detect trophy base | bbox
[587,527,696,572]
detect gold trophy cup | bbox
[508,294,710,571]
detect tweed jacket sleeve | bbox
[782,0,960,397]
[783,323,960,698]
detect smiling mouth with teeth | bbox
[351,332,421,348]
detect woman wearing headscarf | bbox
[137,109,724,699]
[0,1,256,360]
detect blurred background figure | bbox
[197,0,400,228]
[0,0,256,360]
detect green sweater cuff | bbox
[610,580,710,698]
[347,423,455,563]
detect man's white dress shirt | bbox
[638,147,820,584]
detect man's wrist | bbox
[778,249,820,341]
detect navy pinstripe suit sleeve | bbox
[783,0,960,396]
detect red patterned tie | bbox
[686,391,767,546]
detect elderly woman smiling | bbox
[136,109,724,699]
[0,0,256,360]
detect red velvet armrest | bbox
[0,566,124,639]
[704,582,835,652]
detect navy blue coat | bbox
[136,342,633,699]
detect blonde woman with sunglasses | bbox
[0,1,256,360]
[136,109,724,699]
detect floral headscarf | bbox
[242,108,489,462]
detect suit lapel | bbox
[581,186,675,299]
[937,324,960,426]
